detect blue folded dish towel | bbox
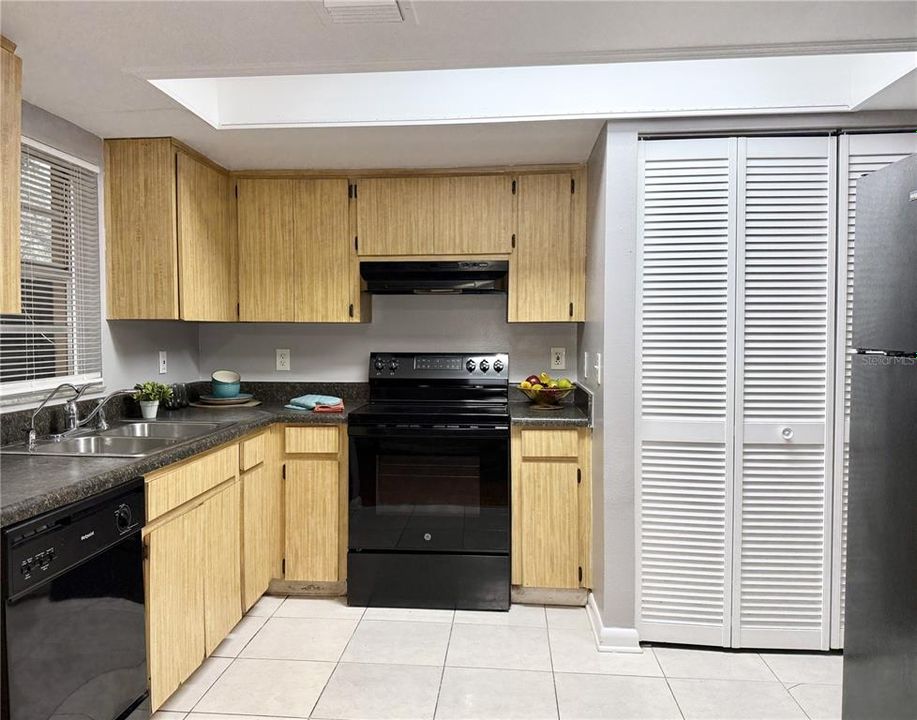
[285,394,343,411]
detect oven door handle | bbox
[348,424,509,440]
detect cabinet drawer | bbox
[241,432,266,471]
[285,426,339,454]
[146,445,238,521]
[520,429,579,459]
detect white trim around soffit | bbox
[586,593,642,653]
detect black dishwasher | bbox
[1,479,147,720]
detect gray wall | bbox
[5,103,201,410]
[199,294,578,382]
[578,129,607,613]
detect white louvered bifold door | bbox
[636,138,737,647]
[731,136,837,650]
[829,133,917,649]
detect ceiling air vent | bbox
[322,0,404,24]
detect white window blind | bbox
[0,139,102,396]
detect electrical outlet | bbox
[594,352,602,385]
[551,347,566,370]
[158,350,167,374]
[583,351,590,379]
[276,348,291,372]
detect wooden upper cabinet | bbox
[0,36,22,315]
[294,179,354,322]
[104,138,234,320]
[237,178,296,321]
[356,177,434,256]
[432,175,514,254]
[509,172,585,322]
[176,151,236,321]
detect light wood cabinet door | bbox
[294,179,353,321]
[509,173,577,322]
[146,505,205,710]
[242,463,280,610]
[0,38,21,315]
[519,461,580,589]
[285,458,339,582]
[104,138,179,319]
[433,175,514,254]
[202,480,242,655]
[356,177,434,256]
[177,151,235,320]
[238,178,296,321]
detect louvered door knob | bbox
[780,427,794,440]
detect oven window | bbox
[349,435,508,553]
[376,454,480,516]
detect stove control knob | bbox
[493,359,504,373]
[115,504,133,533]
[479,359,490,373]
[374,359,385,372]
[466,359,476,373]
[390,359,399,371]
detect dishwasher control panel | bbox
[3,479,144,600]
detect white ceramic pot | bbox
[140,400,159,419]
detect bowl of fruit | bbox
[518,372,575,409]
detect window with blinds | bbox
[0,139,102,396]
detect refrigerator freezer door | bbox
[843,353,917,719]
[851,153,917,352]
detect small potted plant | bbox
[133,381,173,419]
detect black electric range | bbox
[347,352,511,611]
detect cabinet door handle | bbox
[780,427,794,440]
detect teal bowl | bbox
[211,370,241,398]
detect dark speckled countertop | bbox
[2,382,592,528]
[0,402,358,528]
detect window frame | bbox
[0,136,104,402]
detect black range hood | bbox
[360,260,508,294]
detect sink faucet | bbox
[25,382,101,450]
[55,388,136,439]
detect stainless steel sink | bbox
[1,420,230,458]
[100,421,222,439]
[3,434,177,458]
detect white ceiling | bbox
[2,0,916,169]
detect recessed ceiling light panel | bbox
[322,0,404,24]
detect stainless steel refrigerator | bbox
[843,151,917,719]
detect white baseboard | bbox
[586,592,642,653]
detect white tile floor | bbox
[155,597,843,720]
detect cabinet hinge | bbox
[578,566,583,583]
[282,558,286,574]
[349,303,354,318]
[354,236,359,252]
[236,302,240,318]
[142,542,149,561]
[571,178,576,194]
[234,185,238,199]
[511,179,517,195]
[511,233,516,249]
[348,183,353,199]
[577,467,581,484]
[569,302,574,318]
[282,463,286,480]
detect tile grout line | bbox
[543,606,562,720]
[307,603,366,720]
[431,609,457,720]
[656,650,688,720]
[757,649,815,717]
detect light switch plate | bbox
[276,348,291,372]
[158,350,167,374]
[551,347,566,371]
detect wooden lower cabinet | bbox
[282,425,346,583]
[202,480,242,655]
[241,443,283,609]
[145,504,205,710]
[512,427,591,590]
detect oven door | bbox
[348,425,509,555]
